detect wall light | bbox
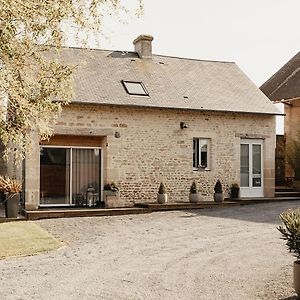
[180,122,188,129]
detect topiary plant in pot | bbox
[189,181,200,203]
[0,176,22,218]
[157,182,168,204]
[278,208,300,296]
[213,180,223,202]
[230,182,240,199]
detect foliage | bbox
[0,175,22,193]
[104,182,118,191]
[214,180,223,193]
[286,131,300,180]
[158,182,166,194]
[190,181,198,194]
[0,0,143,162]
[278,208,300,261]
[231,182,239,189]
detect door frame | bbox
[240,139,264,198]
[39,145,104,207]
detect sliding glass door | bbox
[40,147,102,206]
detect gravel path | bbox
[0,201,300,300]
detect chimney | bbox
[133,34,154,59]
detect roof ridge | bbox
[60,45,235,64]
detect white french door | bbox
[240,139,263,197]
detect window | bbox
[193,138,210,170]
[121,80,149,96]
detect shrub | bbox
[231,182,239,189]
[278,208,300,261]
[190,181,198,194]
[214,180,223,193]
[158,182,166,194]
[103,182,118,191]
[287,132,300,180]
[0,176,22,194]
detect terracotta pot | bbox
[214,193,223,202]
[5,193,20,218]
[294,261,300,296]
[189,193,200,203]
[157,194,167,204]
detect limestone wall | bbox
[24,104,276,209]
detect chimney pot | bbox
[133,34,154,59]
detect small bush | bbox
[214,180,223,193]
[158,182,166,194]
[104,182,118,191]
[190,181,198,194]
[231,182,239,189]
[278,208,300,261]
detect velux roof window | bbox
[121,80,149,96]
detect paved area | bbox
[0,201,300,299]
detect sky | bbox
[67,0,300,134]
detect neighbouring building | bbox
[9,35,279,210]
[261,51,300,182]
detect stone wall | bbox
[24,104,276,209]
[284,100,300,177]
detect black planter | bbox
[230,187,240,199]
[5,193,20,218]
[0,191,5,204]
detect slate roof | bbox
[260,51,300,102]
[59,47,279,115]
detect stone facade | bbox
[24,104,276,209]
[284,99,300,178]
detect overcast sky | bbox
[68,0,300,133]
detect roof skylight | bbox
[121,80,149,96]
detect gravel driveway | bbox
[0,201,300,300]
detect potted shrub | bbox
[157,182,167,204]
[230,182,240,199]
[213,180,223,202]
[103,182,122,208]
[189,181,200,203]
[278,208,300,296]
[0,176,22,218]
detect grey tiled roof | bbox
[260,51,300,102]
[59,47,279,115]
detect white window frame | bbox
[193,138,211,171]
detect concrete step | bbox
[275,187,294,192]
[24,207,151,220]
[275,191,300,197]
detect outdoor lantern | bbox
[86,187,95,207]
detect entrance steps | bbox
[275,186,300,198]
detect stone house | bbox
[19,34,279,210]
[261,51,300,181]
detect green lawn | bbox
[0,221,61,259]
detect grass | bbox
[0,221,61,259]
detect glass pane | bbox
[193,139,199,168]
[72,149,101,206]
[200,140,208,168]
[252,144,262,187]
[40,148,70,205]
[123,81,148,95]
[240,144,249,187]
